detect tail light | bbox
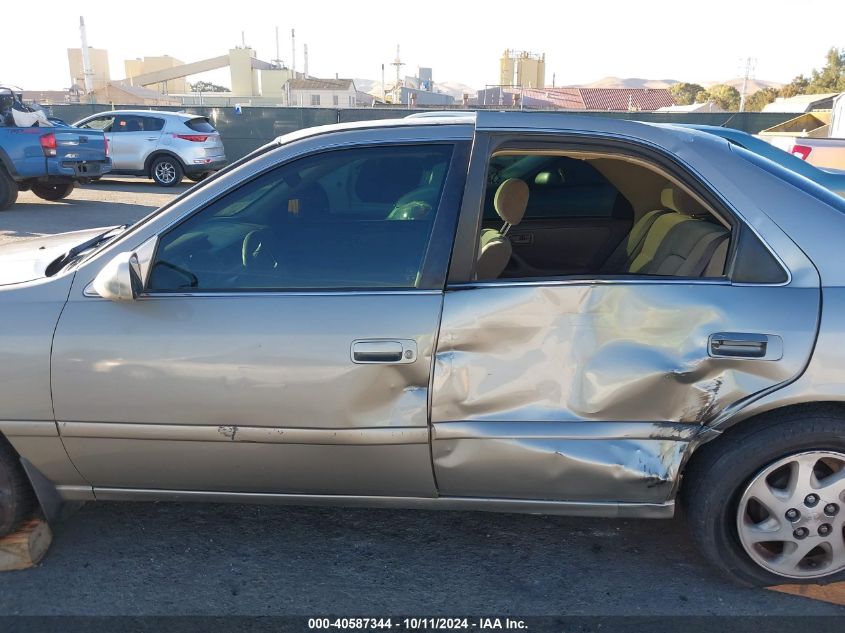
[173,134,209,142]
[39,132,57,157]
[791,144,812,161]
[104,136,110,157]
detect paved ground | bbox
[1,503,843,616]
[0,178,843,617]
[0,177,189,246]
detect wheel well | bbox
[145,151,185,176]
[678,401,845,498]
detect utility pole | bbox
[739,56,756,112]
[291,29,296,77]
[391,45,404,104]
[78,16,94,96]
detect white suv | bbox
[74,110,227,186]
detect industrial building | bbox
[499,50,546,89]
[124,56,188,94]
[67,47,111,91]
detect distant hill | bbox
[576,76,783,94]
[580,76,680,89]
[701,78,783,93]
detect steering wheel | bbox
[242,229,281,273]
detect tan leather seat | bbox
[603,186,729,277]
[476,178,529,280]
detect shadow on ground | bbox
[0,502,841,616]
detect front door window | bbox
[148,144,455,291]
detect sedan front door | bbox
[51,137,469,498]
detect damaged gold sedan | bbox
[1,112,844,586]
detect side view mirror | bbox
[92,251,143,301]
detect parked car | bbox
[673,123,845,197]
[2,113,845,587]
[73,110,226,187]
[0,88,111,209]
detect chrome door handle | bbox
[709,332,782,360]
[351,339,417,364]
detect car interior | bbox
[476,151,732,281]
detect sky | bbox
[0,0,842,91]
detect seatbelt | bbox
[689,234,728,277]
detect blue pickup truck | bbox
[0,88,111,210]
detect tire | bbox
[682,406,845,586]
[0,169,18,210]
[185,172,209,183]
[0,435,34,537]
[150,156,183,187]
[32,182,75,201]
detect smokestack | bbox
[291,29,296,77]
[79,16,94,94]
[304,44,309,78]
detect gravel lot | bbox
[0,178,843,618]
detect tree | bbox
[189,81,230,93]
[743,87,779,112]
[807,47,845,94]
[780,74,809,98]
[668,82,707,105]
[702,84,741,110]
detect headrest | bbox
[494,178,529,225]
[534,170,564,186]
[660,186,708,216]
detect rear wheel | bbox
[185,172,209,183]
[683,408,845,586]
[0,169,18,210]
[0,436,34,537]
[151,156,183,187]
[32,182,75,201]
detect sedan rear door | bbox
[429,126,821,509]
[109,114,164,171]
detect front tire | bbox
[32,182,75,201]
[683,407,845,586]
[0,169,18,210]
[150,156,183,187]
[0,436,34,537]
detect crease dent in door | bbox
[430,283,818,503]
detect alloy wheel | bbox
[737,451,845,579]
[155,161,177,184]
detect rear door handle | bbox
[351,339,417,364]
[709,332,782,360]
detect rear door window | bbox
[142,116,165,132]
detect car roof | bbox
[83,110,198,120]
[273,110,729,152]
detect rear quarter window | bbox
[185,118,216,133]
